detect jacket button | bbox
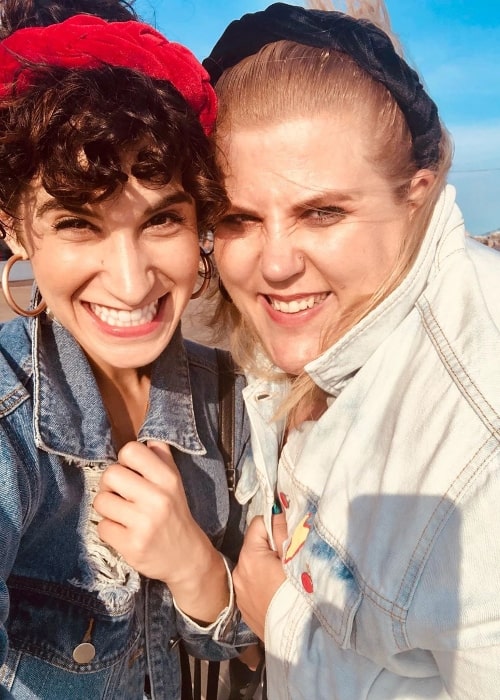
[168,636,181,651]
[301,572,314,594]
[72,642,96,664]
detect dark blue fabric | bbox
[203,2,441,168]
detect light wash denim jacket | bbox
[236,186,500,699]
[0,317,252,699]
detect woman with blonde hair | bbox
[204,1,500,697]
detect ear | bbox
[407,169,436,214]
[0,218,29,259]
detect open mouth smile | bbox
[89,300,160,327]
[267,293,329,314]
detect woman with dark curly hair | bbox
[0,2,254,698]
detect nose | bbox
[259,224,305,284]
[102,234,154,305]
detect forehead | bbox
[19,174,192,220]
[219,115,374,198]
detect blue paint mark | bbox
[332,557,354,582]
[310,539,354,581]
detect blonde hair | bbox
[211,1,452,423]
[308,0,404,54]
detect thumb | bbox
[271,512,288,558]
[244,516,272,552]
[146,439,174,465]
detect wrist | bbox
[166,538,230,624]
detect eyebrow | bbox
[294,189,358,211]
[36,199,91,218]
[142,191,194,216]
[35,190,194,219]
[227,188,358,215]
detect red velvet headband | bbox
[0,15,217,134]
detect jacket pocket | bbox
[6,575,141,672]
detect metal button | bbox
[72,642,96,664]
[167,636,181,651]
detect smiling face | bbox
[215,115,426,375]
[12,172,199,376]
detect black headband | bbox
[203,2,442,168]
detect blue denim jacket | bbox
[0,315,252,699]
[236,186,500,698]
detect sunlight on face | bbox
[15,174,199,376]
[214,115,417,375]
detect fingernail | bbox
[272,500,282,515]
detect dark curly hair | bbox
[0,64,228,242]
[0,0,137,36]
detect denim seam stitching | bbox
[418,295,500,435]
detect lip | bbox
[84,296,167,338]
[260,292,331,326]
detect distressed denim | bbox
[0,320,253,699]
[236,187,500,699]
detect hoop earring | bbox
[1,253,46,317]
[190,248,213,300]
[218,277,233,303]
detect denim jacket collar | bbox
[33,317,205,464]
[305,185,462,396]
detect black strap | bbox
[216,348,237,492]
[196,349,238,700]
[181,349,238,700]
[206,659,221,699]
[229,656,266,700]
[179,641,194,700]
[215,350,267,700]
[181,349,266,700]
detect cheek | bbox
[186,246,204,286]
[185,264,201,293]
[30,255,76,294]
[155,237,199,284]
[323,233,399,296]
[214,238,253,286]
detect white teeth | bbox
[90,300,159,327]
[269,293,327,314]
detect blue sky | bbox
[135,0,500,235]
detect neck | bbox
[91,363,152,450]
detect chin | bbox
[271,354,311,376]
[267,338,323,375]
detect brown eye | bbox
[146,211,185,228]
[216,213,260,233]
[54,217,93,230]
